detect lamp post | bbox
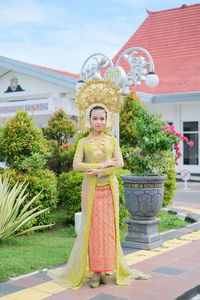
[75,47,159,138]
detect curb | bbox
[9,268,48,281]
[162,207,200,223]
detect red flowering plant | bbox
[124,100,193,176]
[162,124,193,165]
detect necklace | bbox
[89,133,105,163]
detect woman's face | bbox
[90,109,107,132]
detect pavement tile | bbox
[0,287,50,300]
[32,271,52,281]
[10,276,46,288]
[88,293,129,300]
[44,290,76,300]
[126,290,168,300]
[100,281,150,300]
[33,281,67,294]
[182,266,200,279]
[152,266,186,276]
[0,283,25,297]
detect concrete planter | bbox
[120,174,167,250]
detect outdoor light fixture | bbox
[77,47,159,95]
[75,79,85,93]
[145,71,159,88]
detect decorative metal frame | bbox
[76,47,159,139]
[78,47,158,95]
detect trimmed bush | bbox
[44,109,77,175]
[0,110,58,228]
[115,169,131,225]
[0,111,48,169]
[120,92,144,148]
[162,153,177,207]
[58,170,83,223]
[47,140,76,175]
[44,108,76,145]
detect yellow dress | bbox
[48,134,149,290]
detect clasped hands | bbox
[84,158,118,176]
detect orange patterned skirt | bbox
[88,184,116,272]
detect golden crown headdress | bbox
[75,78,122,133]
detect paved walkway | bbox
[1,182,200,300]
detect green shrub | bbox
[46,140,76,175]
[162,153,176,206]
[120,92,144,147]
[115,169,131,225]
[44,109,77,175]
[1,168,58,227]
[16,153,47,173]
[44,108,76,145]
[58,170,83,223]
[0,111,48,168]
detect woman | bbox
[73,105,123,287]
[48,79,149,290]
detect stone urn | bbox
[120,174,167,250]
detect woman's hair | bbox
[89,106,107,118]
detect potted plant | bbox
[120,94,193,249]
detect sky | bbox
[0,0,199,74]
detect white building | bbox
[0,56,78,130]
[113,4,200,174]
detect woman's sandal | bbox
[89,279,100,288]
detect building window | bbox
[183,121,199,165]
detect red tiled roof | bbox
[30,63,79,79]
[113,4,200,94]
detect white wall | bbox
[0,70,77,128]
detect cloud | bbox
[0,0,145,73]
[0,0,46,25]
[3,0,190,73]
[111,0,148,6]
[111,0,198,10]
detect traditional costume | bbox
[48,79,149,289]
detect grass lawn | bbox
[0,208,190,282]
[0,209,76,282]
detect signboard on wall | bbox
[0,98,53,117]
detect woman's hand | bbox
[84,169,100,176]
[101,158,118,168]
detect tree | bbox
[0,110,58,227]
[0,110,48,169]
[44,108,76,146]
[44,109,77,175]
[120,92,144,147]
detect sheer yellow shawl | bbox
[48,136,149,290]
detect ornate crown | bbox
[75,78,122,133]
